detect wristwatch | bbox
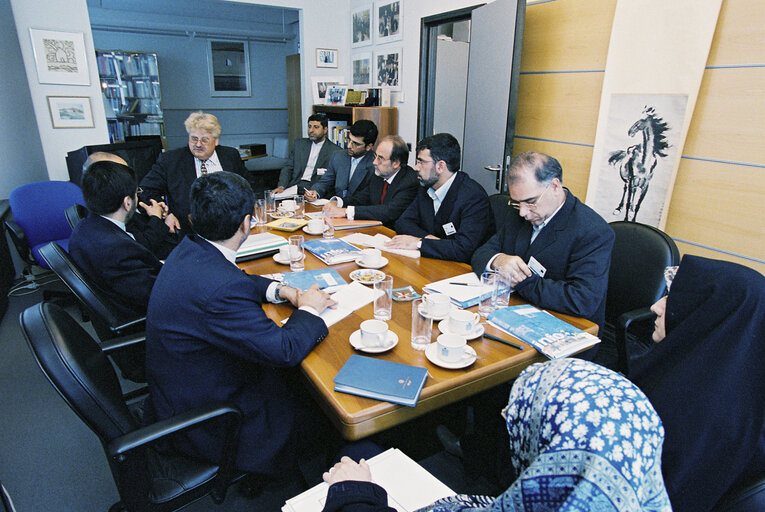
[274,282,284,301]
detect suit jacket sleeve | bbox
[394,192,431,238]
[471,231,504,276]
[514,224,614,320]
[322,481,396,512]
[128,214,171,258]
[140,151,171,203]
[352,172,418,227]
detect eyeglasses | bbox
[135,187,143,196]
[189,136,212,144]
[415,158,434,166]
[508,183,551,210]
[373,152,391,162]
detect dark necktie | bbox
[380,181,389,204]
[200,160,208,175]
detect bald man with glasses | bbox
[471,151,615,336]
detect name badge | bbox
[442,222,457,236]
[317,168,327,176]
[528,256,547,277]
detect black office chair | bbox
[64,203,88,230]
[39,242,147,382]
[488,193,511,228]
[21,301,245,512]
[602,221,680,374]
[1,482,16,512]
[713,473,765,512]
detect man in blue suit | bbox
[304,119,378,202]
[388,133,494,263]
[146,171,336,478]
[471,151,614,333]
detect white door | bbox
[461,0,524,194]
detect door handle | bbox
[484,165,501,172]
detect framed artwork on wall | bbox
[326,85,349,106]
[316,48,339,68]
[311,76,343,105]
[375,0,403,44]
[47,96,94,128]
[29,29,90,85]
[351,4,373,48]
[352,53,373,89]
[375,48,402,90]
[206,40,251,97]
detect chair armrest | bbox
[5,219,29,260]
[108,316,146,335]
[615,307,655,374]
[107,401,242,460]
[100,332,146,354]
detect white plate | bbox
[355,256,389,269]
[349,269,386,285]
[269,210,294,219]
[302,226,324,236]
[272,253,291,265]
[417,302,455,321]
[425,343,477,369]
[437,319,485,340]
[349,329,398,353]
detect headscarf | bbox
[418,359,671,511]
[628,255,765,511]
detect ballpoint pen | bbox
[448,282,481,286]
[483,333,524,350]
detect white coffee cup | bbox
[449,309,480,336]
[360,319,388,348]
[361,248,382,266]
[280,199,297,212]
[423,293,451,317]
[437,333,467,362]
[307,219,324,232]
[278,245,290,260]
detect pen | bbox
[448,282,480,286]
[483,333,524,351]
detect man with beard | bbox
[274,113,342,194]
[388,133,494,263]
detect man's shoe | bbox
[436,424,464,459]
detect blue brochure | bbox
[334,355,428,407]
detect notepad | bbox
[235,232,287,262]
[423,272,495,308]
[333,355,428,407]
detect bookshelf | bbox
[312,106,397,149]
[96,50,164,144]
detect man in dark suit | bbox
[471,151,615,332]
[69,160,162,320]
[140,111,247,233]
[322,135,419,229]
[273,113,342,194]
[304,120,378,201]
[388,133,494,263]
[146,171,337,477]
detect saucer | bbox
[349,269,386,285]
[272,253,291,265]
[302,226,324,236]
[437,319,485,340]
[425,343,477,369]
[417,302,455,321]
[349,329,398,353]
[269,210,294,219]
[355,256,389,269]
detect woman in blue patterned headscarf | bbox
[322,358,671,512]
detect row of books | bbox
[96,52,159,78]
[106,118,163,143]
[103,96,162,117]
[102,79,160,100]
[327,121,351,148]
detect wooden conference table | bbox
[239,223,598,441]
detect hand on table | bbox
[322,202,346,218]
[493,254,532,287]
[297,284,337,313]
[272,186,285,194]
[304,189,319,202]
[385,234,421,250]
[164,213,181,233]
[323,456,372,485]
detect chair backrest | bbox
[64,204,88,230]
[38,242,134,340]
[488,193,511,229]
[8,181,84,250]
[20,301,138,442]
[606,221,680,322]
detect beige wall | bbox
[515,0,764,274]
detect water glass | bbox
[373,275,393,321]
[293,195,305,218]
[323,216,335,238]
[265,190,276,214]
[494,270,513,308]
[478,271,498,317]
[253,199,266,226]
[288,235,304,272]
[411,298,433,351]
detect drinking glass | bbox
[411,298,433,351]
[323,216,335,238]
[478,271,498,317]
[265,190,276,214]
[373,275,393,321]
[293,195,305,218]
[494,270,513,308]
[289,235,304,272]
[253,199,266,226]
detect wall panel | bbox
[706,0,765,65]
[512,137,593,200]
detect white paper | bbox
[282,281,382,328]
[309,199,330,206]
[282,448,454,512]
[274,185,298,199]
[305,211,326,219]
[423,272,493,305]
[341,233,420,259]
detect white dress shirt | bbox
[194,150,222,178]
[300,140,326,181]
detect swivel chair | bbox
[602,221,680,373]
[21,301,245,512]
[65,203,88,230]
[488,193,512,230]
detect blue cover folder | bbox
[280,268,347,290]
[333,355,428,407]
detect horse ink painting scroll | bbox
[588,94,686,228]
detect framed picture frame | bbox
[375,0,403,44]
[326,85,349,106]
[206,40,251,97]
[351,52,373,89]
[375,47,402,90]
[316,48,339,68]
[311,75,343,105]
[351,4,374,48]
[29,29,90,85]
[47,96,94,128]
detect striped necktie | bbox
[200,160,208,175]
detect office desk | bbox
[239,225,597,440]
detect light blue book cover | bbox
[302,238,362,264]
[280,268,347,290]
[333,355,428,407]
